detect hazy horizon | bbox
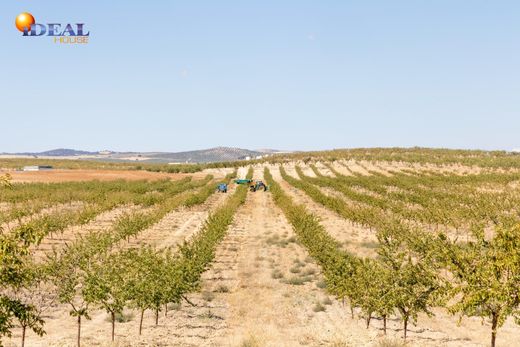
[2,145,519,155]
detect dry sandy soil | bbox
[4,163,520,347]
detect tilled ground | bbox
[4,163,520,347]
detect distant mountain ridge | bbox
[1,147,284,163]
[10,148,99,157]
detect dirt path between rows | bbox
[195,167,372,346]
[121,183,238,251]
[267,164,520,347]
[268,165,378,258]
[0,201,84,234]
[6,176,243,347]
[31,204,139,261]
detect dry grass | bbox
[375,337,408,347]
[202,290,215,302]
[214,284,230,293]
[313,302,326,312]
[240,335,262,347]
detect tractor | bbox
[234,178,268,192]
[217,183,228,193]
[250,180,268,192]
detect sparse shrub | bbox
[360,241,379,249]
[214,284,230,293]
[329,341,351,347]
[299,275,313,283]
[199,309,219,319]
[302,268,316,276]
[289,266,301,274]
[375,338,408,347]
[271,270,284,279]
[241,335,261,347]
[313,302,326,312]
[105,311,134,323]
[322,297,333,305]
[316,280,327,289]
[293,259,305,267]
[168,302,182,311]
[202,291,215,302]
[286,276,305,285]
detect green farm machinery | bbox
[234,179,268,192]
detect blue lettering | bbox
[76,24,89,36]
[30,24,47,36]
[47,24,61,36]
[61,24,76,36]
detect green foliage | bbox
[440,223,520,346]
[0,176,46,346]
[265,166,446,339]
[0,174,12,189]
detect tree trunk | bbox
[155,309,159,326]
[383,315,387,335]
[165,303,168,317]
[21,325,26,347]
[350,306,354,319]
[139,309,144,335]
[77,315,81,347]
[111,311,115,341]
[491,312,499,347]
[366,314,371,329]
[403,316,408,339]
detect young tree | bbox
[1,176,46,346]
[377,222,446,339]
[441,222,520,347]
[13,264,53,347]
[46,249,93,347]
[355,258,395,333]
[83,252,131,342]
[325,254,360,319]
[125,248,169,334]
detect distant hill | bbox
[141,147,264,163]
[113,147,273,163]
[10,148,98,157]
[44,148,100,156]
[2,147,285,163]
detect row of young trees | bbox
[42,168,250,346]
[308,163,520,230]
[1,169,249,346]
[1,173,45,347]
[0,176,204,227]
[267,166,520,347]
[269,147,520,170]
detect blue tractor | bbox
[217,183,228,193]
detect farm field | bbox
[1,168,232,183]
[2,149,520,347]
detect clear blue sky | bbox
[1,1,519,152]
